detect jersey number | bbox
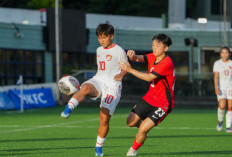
[154,108,166,118]
[99,61,105,70]
[228,90,232,96]
[105,94,114,104]
[224,70,229,76]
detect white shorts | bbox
[82,77,122,115]
[217,88,232,101]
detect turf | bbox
[0,106,231,157]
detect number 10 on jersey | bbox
[99,61,105,70]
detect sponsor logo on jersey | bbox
[106,54,112,61]
[152,115,158,119]
[229,66,232,70]
[97,55,100,57]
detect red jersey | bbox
[143,53,175,112]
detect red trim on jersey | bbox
[103,44,116,49]
[96,142,103,145]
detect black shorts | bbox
[131,99,171,126]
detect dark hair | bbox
[152,33,172,47]
[96,21,114,36]
[220,46,230,53]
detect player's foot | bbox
[95,147,104,156]
[126,147,137,156]
[225,128,232,133]
[61,105,71,119]
[216,121,223,131]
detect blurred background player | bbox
[61,22,128,156]
[213,47,232,133]
[119,33,175,156]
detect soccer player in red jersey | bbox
[119,33,175,156]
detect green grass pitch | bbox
[0,106,232,157]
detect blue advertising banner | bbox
[0,91,16,110]
[9,88,56,110]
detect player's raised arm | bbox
[127,50,145,62]
[119,60,157,82]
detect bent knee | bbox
[80,84,93,94]
[100,117,110,126]
[127,120,137,127]
[127,122,135,127]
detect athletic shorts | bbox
[131,99,172,126]
[82,77,122,116]
[217,88,232,101]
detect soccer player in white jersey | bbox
[213,46,232,133]
[61,22,128,156]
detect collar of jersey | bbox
[154,54,167,65]
[103,44,116,49]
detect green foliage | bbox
[27,0,57,9]
[1,0,197,18]
[63,0,168,17]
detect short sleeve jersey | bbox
[143,53,175,112]
[213,59,232,89]
[95,44,128,83]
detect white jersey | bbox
[94,44,128,83]
[213,59,232,89]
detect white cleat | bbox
[126,147,137,156]
[225,128,232,133]
[216,121,223,131]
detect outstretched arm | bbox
[114,69,128,81]
[127,50,145,62]
[119,61,157,82]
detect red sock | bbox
[131,138,144,150]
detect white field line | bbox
[0,118,100,134]
[46,126,217,130]
[0,124,216,132]
[0,114,127,134]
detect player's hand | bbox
[215,88,220,95]
[127,50,137,61]
[114,74,123,81]
[119,60,131,72]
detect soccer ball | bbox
[57,76,80,95]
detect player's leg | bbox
[225,99,232,132]
[95,107,111,156]
[127,118,155,156]
[217,98,226,131]
[71,83,99,107]
[127,112,142,128]
[95,82,121,156]
[98,107,111,138]
[61,80,100,119]
[127,100,151,128]
[127,106,169,156]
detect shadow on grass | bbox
[0,152,58,156]
[1,134,229,143]
[1,146,94,152]
[140,150,232,156]
[147,134,231,139]
[0,137,95,143]
[108,134,230,140]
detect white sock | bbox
[68,98,79,110]
[96,135,106,147]
[218,108,225,122]
[226,111,232,128]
